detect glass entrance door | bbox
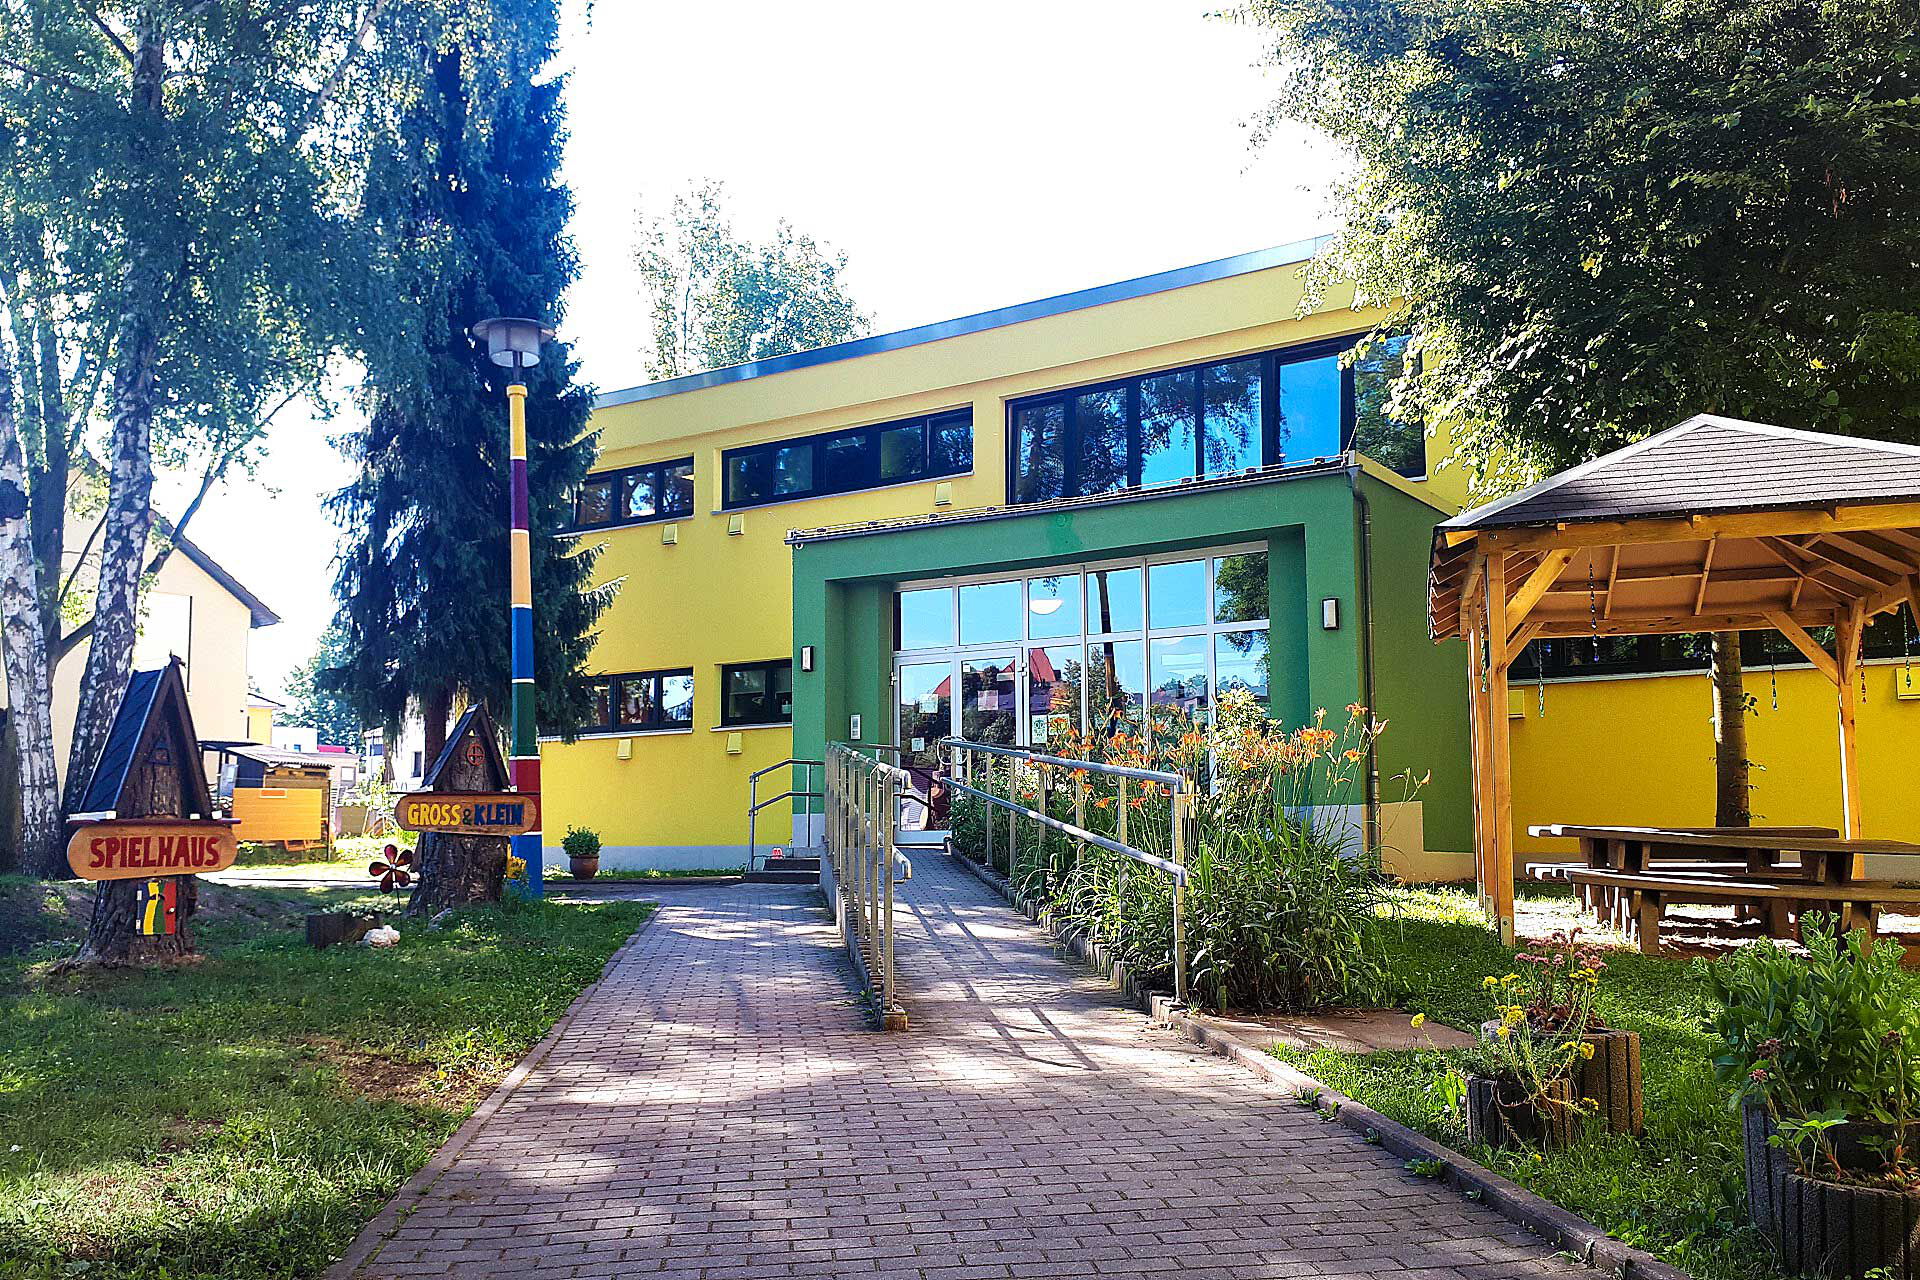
[896,660,952,769]
[959,655,1019,747]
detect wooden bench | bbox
[1566,868,1920,954]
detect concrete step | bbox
[744,869,818,885]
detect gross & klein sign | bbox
[394,791,540,836]
[67,819,240,881]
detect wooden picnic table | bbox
[1528,824,1920,942]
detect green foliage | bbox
[328,0,608,740]
[280,620,363,747]
[0,882,649,1278]
[1246,0,1920,483]
[633,180,871,380]
[1274,884,1784,1280]
[561,825,601,859]
[949,691,1396,1011]
[1707,913,1920,1181]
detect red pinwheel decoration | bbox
[368,843,414,893]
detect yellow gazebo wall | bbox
[231,773,330,845]
[1511,661,1920,860]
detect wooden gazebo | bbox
[1430,416,1920,940]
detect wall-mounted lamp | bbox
[1321,597,1341,631]
[800,645,815,672]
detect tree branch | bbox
[81,7,135,65]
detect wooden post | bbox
[1484,553,1517,944]
[1836,604,1867,856]
[1466,614,1492,916]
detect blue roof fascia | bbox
[594,238,1330,410]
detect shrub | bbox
[1708,913,1920,1182]
[947,689,1411,1012]
[562,826,602,860]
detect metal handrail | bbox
[824,743,910,1027]
[942,736,1193,1005]
[747,758,823,872]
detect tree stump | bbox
[403,706,510,916]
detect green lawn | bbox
[1275,885,1824,1280]
[0,876,650,1279]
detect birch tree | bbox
[0,2,447,873]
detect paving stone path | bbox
[337,854,1582,1280]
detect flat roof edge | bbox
[596,238,1330,410]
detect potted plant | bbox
[1449,935,1608,1151]
[563,826,602,881]
[1512,929,1643,1135]
[1709,913,1920,1278]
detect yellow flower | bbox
[506,854,527,880]
[1497,1025,1511,1039]
[1410,1013,1426,1029]
[1579,1042,1596,1060]
[1482,976,1498,990]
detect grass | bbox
[1269,883,1844,1280]
[0,874,650,1279]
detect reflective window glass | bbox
[725,452,769,506]
[1215,630,1270,703]
[960,658,1018,746]
[722,660,792,726]
[661,461,694,515]
[771,443,813,496]
[575,477,613,527]
[820,432,870,492]
[897,588,953,650]
[1139,370,1197,487]
[618,676,652,726]
[1013,401,1066,502]
[1147,560,1207,630]
[897,661,951,767]
[878,422,927,481]
[1075,388,1129,496]
[1150,634,1209,728]
[1352,334,1422,476]
[959,580,1022,645]
[1213,552,1269,624]
[625,471,657,521]
[931,413,972,473]
[659,674,695,725]
[1201,360,1263,475]
[1027,644,1083,744]
[1027,574,1081,640]
[1277,353,1342,462]
[1086,639,1144,735]
[1085,567,1143,635]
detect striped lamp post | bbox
[471,316,555,898]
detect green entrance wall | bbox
[789,466,1469,858]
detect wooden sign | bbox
[394,791,540,836]
[67,818,240,882]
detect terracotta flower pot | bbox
[1464,1073,1581,1151]
[568,854,600,881]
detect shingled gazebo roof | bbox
[1431,416,1920,640]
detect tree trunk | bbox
[1711,631,1750,827]
[405,716,505,916]
[63,25,169,813]
[74,876,197,966]
[420,684,451,771]
[0,330,64,876]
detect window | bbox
[722,408,973,509]
[721,660,793,727]
[1006,335,1424,504]
[576,668,695,732]
[569,457,695,530]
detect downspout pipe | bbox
[1347,461,1382,856]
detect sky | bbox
[165,0,1346,704]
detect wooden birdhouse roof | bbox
[78,658,214,817]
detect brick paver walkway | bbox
[339,855,1581,1280]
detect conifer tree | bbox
[329,1,604,810]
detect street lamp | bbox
[471,316,555,897]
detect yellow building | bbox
[1,518,280,786]
[543,243,1477,876]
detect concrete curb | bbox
[945,848,1691,1280]
[323,907,665,1279]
